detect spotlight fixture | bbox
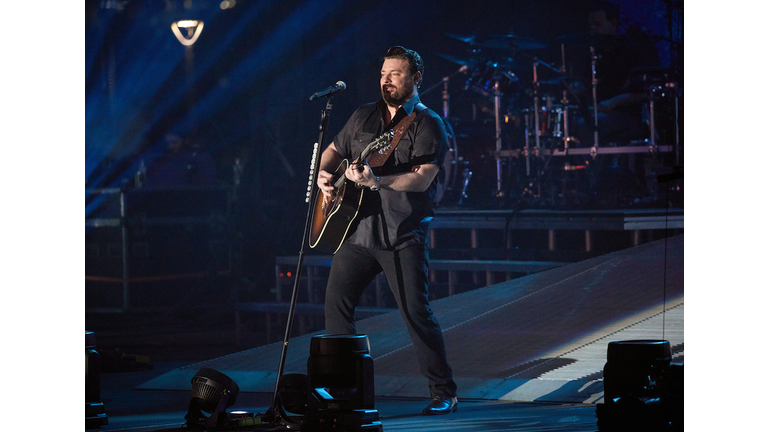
[304,334,383,431]
[85,331,108,428]
[597,340,683,431]
[185,368,240,430]
[171,20,204,46]
[307,334,375,412]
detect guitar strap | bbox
[366,102,426,168]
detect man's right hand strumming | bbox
[317,169,336,200]
[317,142,344,200]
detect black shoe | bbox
[422,396,458,415]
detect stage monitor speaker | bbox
[597,339,683,432]
[307,334,375,412]
[85,331,108,428]
[603,339,671,402]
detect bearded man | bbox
[316,46,457,415]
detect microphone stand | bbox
[267,94,335,426]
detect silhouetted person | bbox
[568,1,660,204]
[147,131,217,188]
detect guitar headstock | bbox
[360,129,394,159]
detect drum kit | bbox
[430,30,680,209]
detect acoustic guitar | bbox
[309,130,394,253]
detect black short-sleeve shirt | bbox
[332,95,448,250]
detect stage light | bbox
[85,331,108,428]
[171,20,204,46]
[185,368,240,430]
[603,339,671,403]
[276,373,310,416]
[307,334,375,411]
[303,334,383,431]
[597,340,683,431]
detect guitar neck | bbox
[333,153,370,190]
[331,130,392,189]
[333,171,348,189]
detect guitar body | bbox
[308,130,393,254]
[309,159,365,254]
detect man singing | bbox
[316,46,458,415]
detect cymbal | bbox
[537,75,585,86]
[628,66,675,85]
[446,32,547,50]
[484,57,521,72]
[556,32,620,50]
[435,52,522,73]
[435,52,483,68]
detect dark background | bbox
[84,0,682,310]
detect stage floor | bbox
[89,234,683,431]
[99,367,602,432]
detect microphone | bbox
[309,81,346,100]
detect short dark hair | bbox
[384,46,424,80]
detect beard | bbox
[381,80,415,107]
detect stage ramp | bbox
[138,234,683,403]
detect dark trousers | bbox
[324,242,457,398]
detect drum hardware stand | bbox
[590,45,600,151]
[528,50,577,206]
[523,53,562,150]
[671,81,680,165]
[559,89,584,199]
[582,44,602,202]
[559,87,588,207]
[420,64,469,119]
[523,112,531,177]
[556,41,576,157]
[528,57,551,204]
[531,57,553,200]
[532,58,542,155]
[421,66,479,206]
[457,168,472,206]
[489,65,521,201]
[493,80,503,195]
[521,111,544,202]
[442,76,450,119]
[560,42,568,76]
[560,90,573,155]
[648,84,660,153]
[520,111,549,202]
